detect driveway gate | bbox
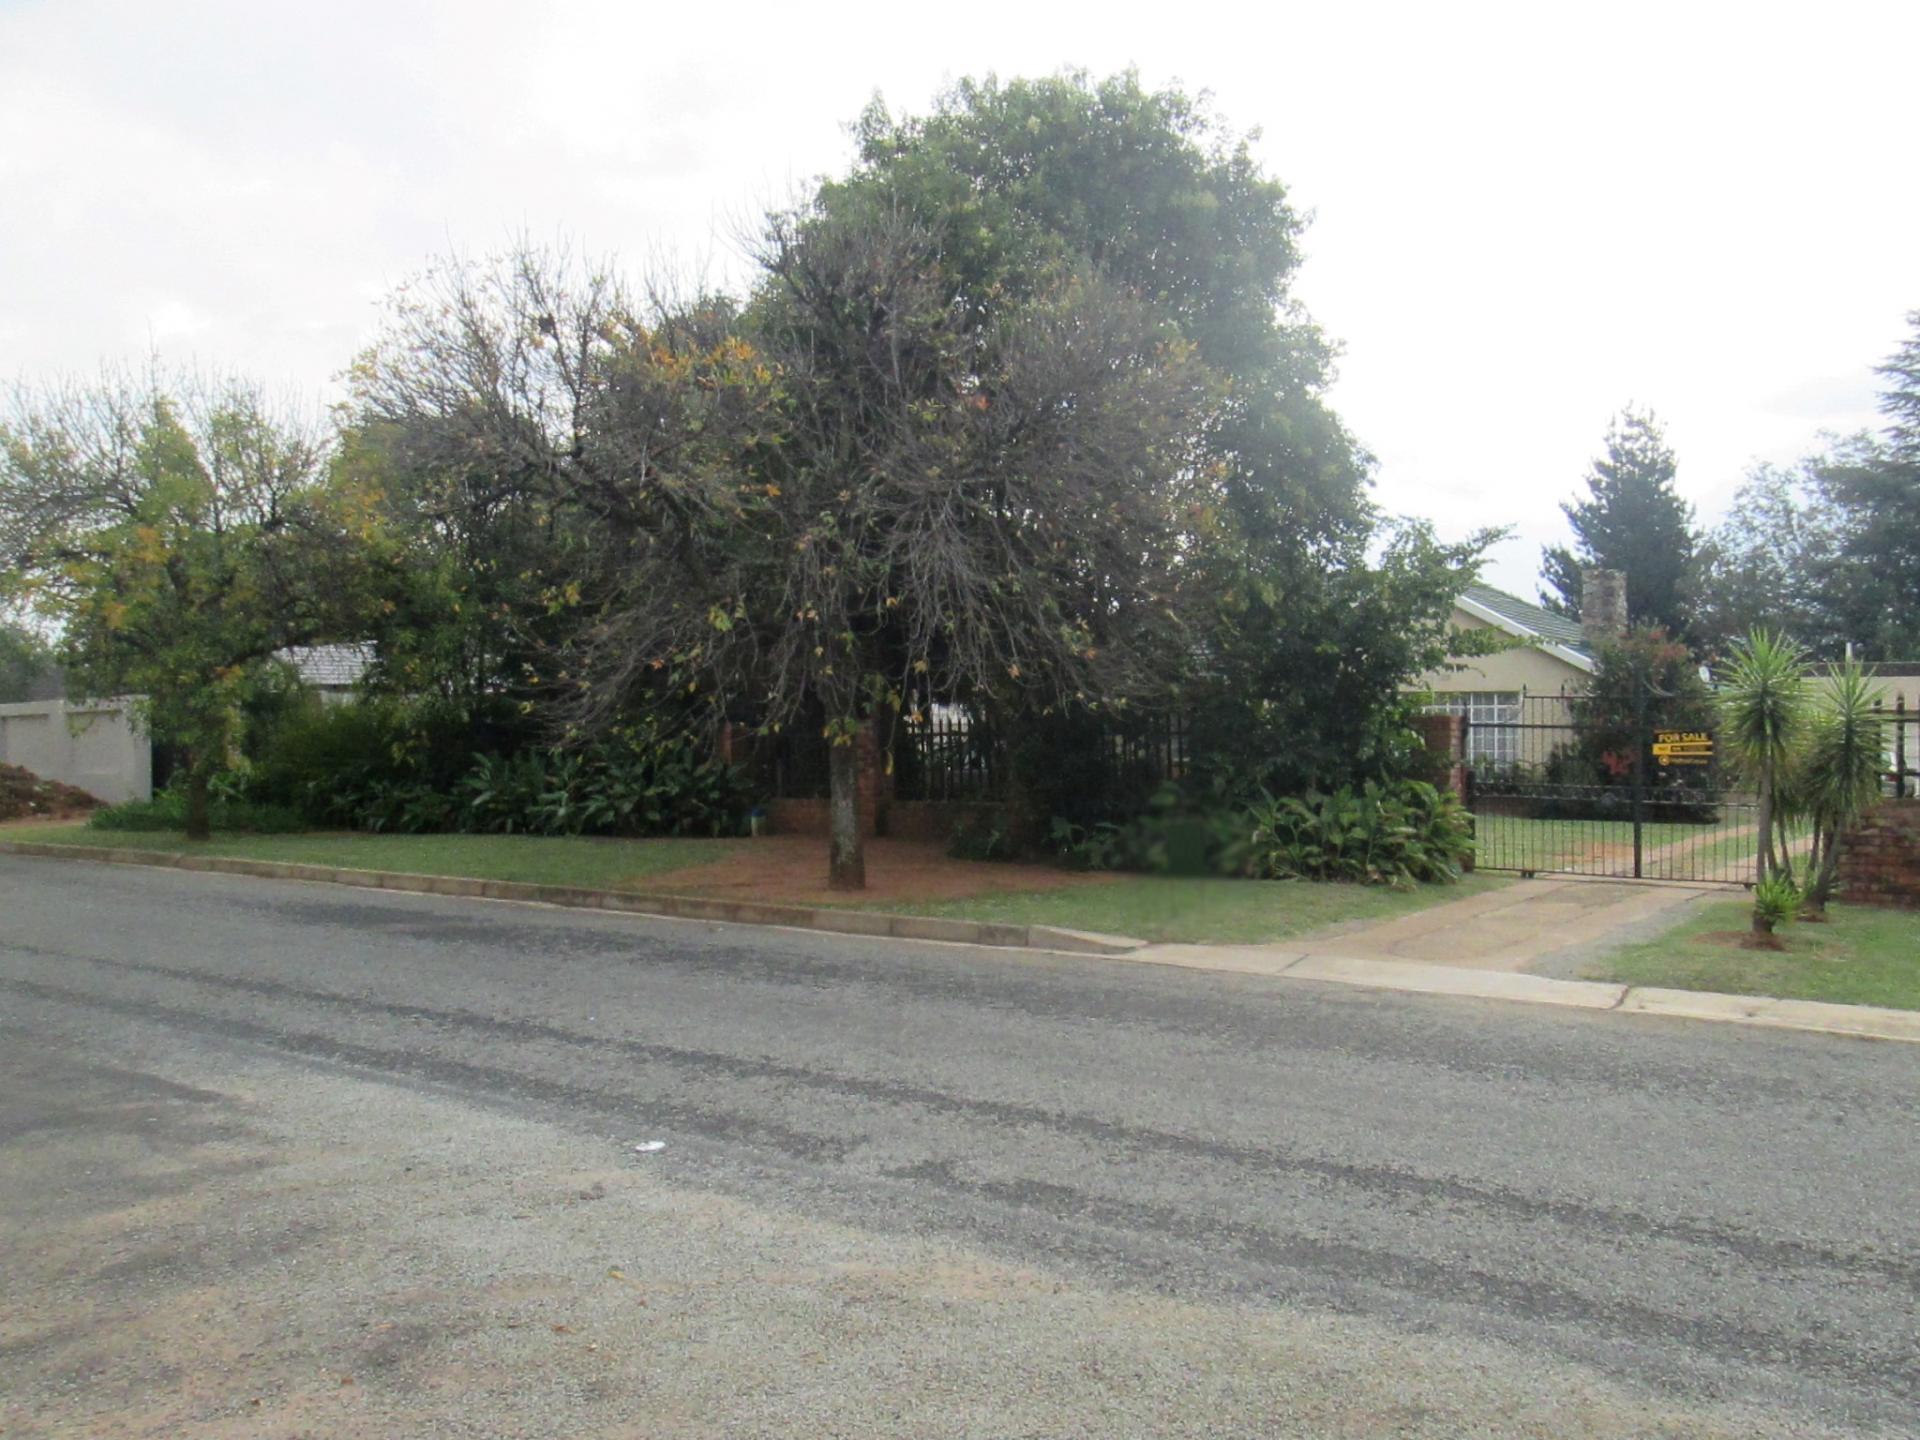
[1462,694,1762,884]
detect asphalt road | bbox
[3,853,1917,1438]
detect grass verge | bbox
[9,825,740,891]
[9,823,1506,946]
[1585,899,1920,1011]
[857,871,1512,946]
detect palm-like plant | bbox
[1798,661,1886,916]
[1717,629,1809,937]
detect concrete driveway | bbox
[3,855,1917,1437]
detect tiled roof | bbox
[280,644,373,688]
[1460,584,1593,655]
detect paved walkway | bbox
[1135,874,1716,978]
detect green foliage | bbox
[1052,778,1472,887]
[1693,316,1920,660]
[1751,872,1803,935]
[1051,785,1249,876]
[1718,630,1810,785]
[91,784,306,835]
[248,699,750,838]
[1717,628,1811,887]
[0,372,388,838]
[1518,627,1721,822]
[1541,409,1697,636]
[945,814,1012,863]
[0,620,54,702]
[1241,780,1475,886]
[1184,518,1496,802]
[1796,660,1887,911]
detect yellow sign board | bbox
[1653,729,1713,766]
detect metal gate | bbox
[1463,694,1761,884]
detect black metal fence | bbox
[1463,693,1763,883]
[1876,697,1918,797]
[893,709,1191,803]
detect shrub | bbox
[1050,784,1249,875]
[946,814,1012,862]
[1750,872,1802,941]
[91,784,306,834]
[1240,779,1473,886]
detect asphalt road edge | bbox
[6,838,1916,1046]
[0,838,1144,956]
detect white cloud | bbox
[3,0,1915,600]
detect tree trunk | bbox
[1753,776,1774,888]
[184,761,213,843]
[1804,826,1842,918]
[827,738,865,891]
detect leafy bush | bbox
[1053,785,1249,875]
[91,784,307,834]
[1751,872,1803,936]
[1240,779,1473,886]
[946,813,1012,862]
[249,698,485,826]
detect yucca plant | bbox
[1798,661,1886,918]
[1749,872,1803,947]
[1717,629,1809,939]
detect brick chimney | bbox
[1580,568,1627,647]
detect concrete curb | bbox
[6,839,1915,1045]
[0,839,1146,958]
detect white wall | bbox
[0,698,151,804]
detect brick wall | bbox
[768,723,898,839]
[1838,799,1920,909]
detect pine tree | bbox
[1540,408,1697,635]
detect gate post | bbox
[1631,682,1648,879]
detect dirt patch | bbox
[0,762,102,823]
[642,834,1114,907]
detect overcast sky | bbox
[4,0,1915,598]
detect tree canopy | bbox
[1541,409,1696,636]
[1693,312,1920,660]
[0,372,385,835]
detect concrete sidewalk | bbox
[1275,874,1717,972]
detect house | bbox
[279,644,373,704]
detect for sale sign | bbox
[1652,729,1713,766]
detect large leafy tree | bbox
[826,71,1371,557]
[0,372,385,837]
[1541,409,1697,635]
[1690,456,1840,658]
[1809,311,1920,658]
[811,71,1488,803]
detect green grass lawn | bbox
[858,871,1511,946]
[1586,899,1920,1011]
[11,822,1504,947]
[13,825,740,891]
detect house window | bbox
[1428,691,1522,767]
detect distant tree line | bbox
[1539,312,1920,662]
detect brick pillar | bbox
[1838,798,1920,908]
[856,722,893,838]
[1410,712,1467,801]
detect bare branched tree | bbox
[349,218,1209,888]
